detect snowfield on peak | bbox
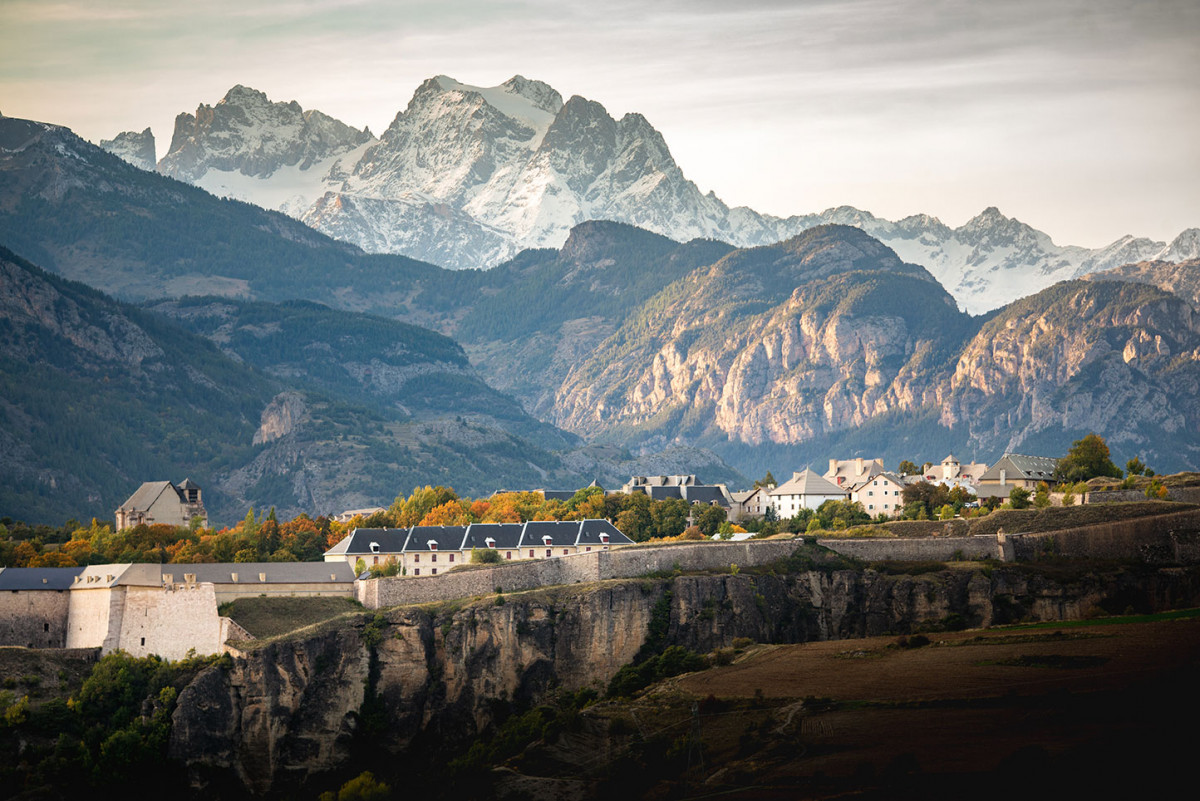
[116,76,1199,315]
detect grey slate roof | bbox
[542,490,576,502]
[462,523,524,551]
[118,480,177,511]
[980,453,1060,482]
[578,519,633,546]
[405,526,468,552]
[0,566,85,590]
[161,562,356,585]
[682,485,730,507]
[325,528,411,556]
[521,520,583,548]
[771,469,846,498]
[649,486,683,501]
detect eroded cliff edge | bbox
[169,564,1200,796]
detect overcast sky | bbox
[1,0,1196,247]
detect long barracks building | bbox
[324,519,633,575]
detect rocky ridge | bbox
[550,227,1200,470]
[158,85,375,218]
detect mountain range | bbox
[3,104,1200,523]
[100,77,1200,314]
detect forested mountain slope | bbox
[0,248,587,523]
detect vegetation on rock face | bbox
[0,651,222,798]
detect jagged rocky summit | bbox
[98,127,156,171]
[105,77,1197,314]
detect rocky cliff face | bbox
[943,280,1200,463]
[545,226,1200,470]
[553,226,970,445]
[168,564,1200,795]
[1084,259,1200,308]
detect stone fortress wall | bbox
[359,540,802,608]
[360,508,1200,609]
[0,589,72,649]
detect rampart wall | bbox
[0,590,71,648]
[118,583,222,660]
[816,535,1000,562]
[65,587,124,652]
[1086,487,1200,505]
[359,541,801,609]
[1006,509,1200,564]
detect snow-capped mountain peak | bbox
[429,75,562,135]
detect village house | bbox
[768,470,847,517]
[332,507,386,524]
[975,453,1061,499]
[921,454,988,488]
[729,485,774,521]
[849,471,908,516]
[115,478,207,530]
[824,458,885,488]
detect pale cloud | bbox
[0,0,1196,246]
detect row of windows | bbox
[372,547,603,566]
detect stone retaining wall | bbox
[816,535,1000,562]
[358,540,801,609]
[1007,509,1200,564]
[1087,487,1200,505]
[357,511,1200,609]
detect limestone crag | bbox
[553,227,966,445]
[168,566,1200,795]
[252,391,308,445]
[943,281,1200,457]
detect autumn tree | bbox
[693,504,727,537]
[897,460,921,476]
[419,499,473,527]
[391,486,459,527]
[1055,434,1122,482]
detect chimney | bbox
[829,459,837,475]
[856,457,864,475]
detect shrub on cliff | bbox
[607,646,707,697]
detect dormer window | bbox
[428,540,438,550]
[600,534,609,544]
[370,542,380,554]
[485,537,496,548]
[542,535,553,546]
